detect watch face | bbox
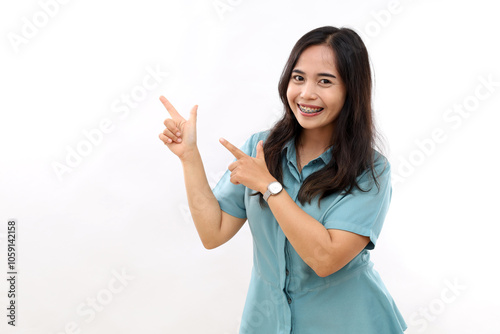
[269,182,282,193]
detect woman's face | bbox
[286,44,347,135]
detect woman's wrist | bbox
[179,146,200,165]
[260,177,278,195]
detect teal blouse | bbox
[212,130,407,333]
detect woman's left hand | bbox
[219,138,276,194]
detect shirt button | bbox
[288,297,292,304]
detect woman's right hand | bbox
[158,96,199,162]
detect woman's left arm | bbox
[220,138,370,277]
[265,188,370,277]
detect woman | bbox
[158,26,407,333]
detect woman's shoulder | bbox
[244,130,272,147]
[249,129,272,142]
[238,130,272,156]
[354,149,391,187]
[364,149,391,184]
[372,149,391,172]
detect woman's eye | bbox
[320,79,332,84]
[292,75,304,81]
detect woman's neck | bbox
[295,127,334,172]
[297,127,333,154]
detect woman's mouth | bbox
[298,104,324,116]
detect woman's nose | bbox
[300,82,317,99]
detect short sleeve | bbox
[211,133,260,219]
[321,153,392,250]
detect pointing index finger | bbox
[219,138,247,159]
[159,96,182,119]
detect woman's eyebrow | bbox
[292,69,337,79]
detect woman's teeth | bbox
[298,104,323,114]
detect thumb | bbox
[256,140,265,160]
[189,104,198,123]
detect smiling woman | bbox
[158,26,407,333]
[286,44,347,172]
[289,46,346,121]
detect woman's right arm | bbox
[181,150,246,249]
[158,96,246,249]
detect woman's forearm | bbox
[180,148,223,248]
[265,188,370,277]
[265,189,337,276]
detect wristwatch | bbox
[263,181,283,202]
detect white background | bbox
[1,0,499,333]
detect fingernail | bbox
[219,138,226,144]
[177,138,182,143]
[176,132,181,136]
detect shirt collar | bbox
[282,137,334,165]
